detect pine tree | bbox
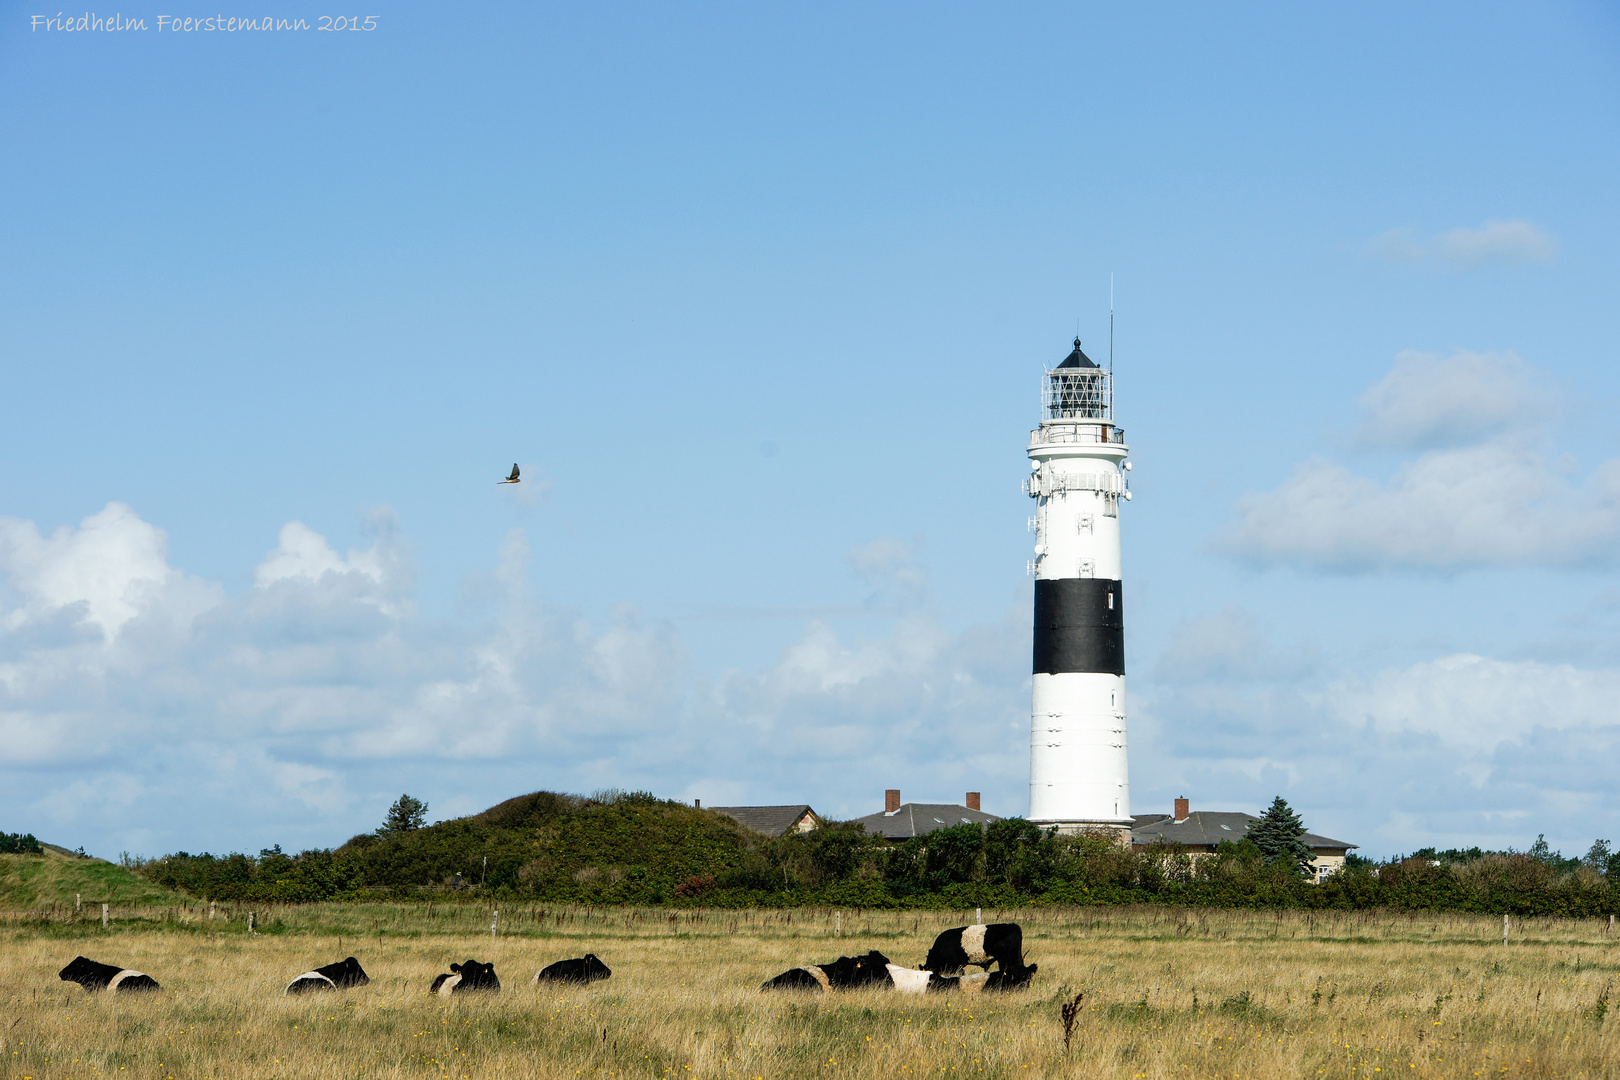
[379,794,428,834]
[1247,796,1312,876]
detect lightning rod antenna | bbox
[1109,273,1115,374]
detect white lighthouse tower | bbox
[1023,338,1132,835]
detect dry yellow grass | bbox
[2,904,1616,1079]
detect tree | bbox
[1247,796,1313,875]
[1583,839,1619,877]
[379,794,428,834]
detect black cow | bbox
[58,956,160,993]
[760,950,891,992]
[921,923,1023,975]
[531,953,611,986]
[430,959,500,996]
[285,956,370,995]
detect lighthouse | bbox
[1023,338,1131,835]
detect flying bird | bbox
[498,464,520,484]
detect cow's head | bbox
[990,962,1038,990]
[581,954,611,979]
[59,956,118,990]
[450,959,500,991]
[330,956,370,987]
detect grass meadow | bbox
[1,902,1616,1079]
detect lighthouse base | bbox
[1029,819,1134,843]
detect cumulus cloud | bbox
[1216,351,1620,571]
[1365,219,1557,269]
[0,504,1031,857]
[1140,611,1620,856]
[1356,349,1555,450]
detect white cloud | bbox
[1216,352,1620,571]
[0,502,217,638]
[1364,219,1556,269]
[1356,349,1554,450]
[1140,612,1620,857]
[1324,653,1620,752]
[0,507,1031,857]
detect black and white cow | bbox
[883,959,1039,994]
[531,953,611,986]
[429,959,500,996]
[58,956,160,993]
[921,923,1024,975]
[759,950,891,992]
[285,956,370,995]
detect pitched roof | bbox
[1056,338,1099,369]
[707,805,818,838]
[848,803,1002,840]
[1130,811,1355,852]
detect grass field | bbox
[1,901,1616,1079]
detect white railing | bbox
[1030,423,1126,447]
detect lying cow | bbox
[58,956,160,993]
[285,956,370,995]
[760,950,891,991]
[430,959,500,996]
[921,923,1023,975]
[884,961,1039,994]
[531,953,611,986]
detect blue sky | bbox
[3,2,1618,861]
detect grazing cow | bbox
[760,950,891,992]
[429,959,500,996]
[285,956,370,995]
[921,923,1024,975]
[58,956,160,993]
[531,954,612,986]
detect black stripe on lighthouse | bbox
[1032,578,1124,676]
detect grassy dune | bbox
[2,904,1616,1079]
[0,852,181,910]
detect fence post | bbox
[209,901,216,921]
[1503,913,1509,945]
[976,907,982,925]
[835,911,841,937]
[249,912,256,935]
[490,910,499,939]
[101,903,108,929]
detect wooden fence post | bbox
[1503,913,1509,945]
[490,910,499,939]
[101,904,108,929]
[249,912,256,935]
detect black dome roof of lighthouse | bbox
[1056,338,1099,369]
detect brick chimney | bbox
[885,789,901,814]
[965,792,981,811]
[1174,797,1190,822]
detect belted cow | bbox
[884,960,1040,994]
[285,956,370,995]
[921,923,1024,975]
[430,959,500,996]
[58,956,160,993]
[531,954,611,986]
[760,950,891,991]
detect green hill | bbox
[0,848,182,909]
[137,790,787,904]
